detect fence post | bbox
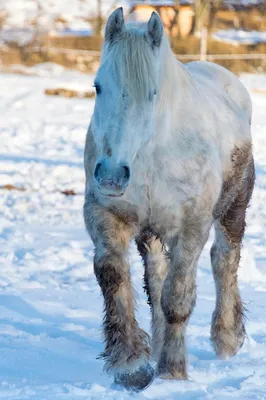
[200,27,207,61]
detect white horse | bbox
[84,8,254,391]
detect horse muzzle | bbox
[94,160,130,197]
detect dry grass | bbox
[171,36,266,74]
[0,184,26,191]
[44,35,103,51]
[44,88,95,98]
[1,29,265,75]
[213,8,266,31]
[0,184,80,196]
[252,88,266,94]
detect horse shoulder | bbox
[185,61,252,123]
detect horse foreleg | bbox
[157,219,211,379]
[84,201,154,390]
[136,231,168,362]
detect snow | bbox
[1,66,266,399]
[0,28,36,46]
[213,29,266,45]
[2,0,264,31]
[1,0,129,31]
[50,27,93,38]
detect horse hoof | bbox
[114,363,155,392]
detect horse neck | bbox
[155,44,192,136]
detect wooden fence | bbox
[1,45,265,73]
[21,46,266,61]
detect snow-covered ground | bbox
[213,29,266,45]
[0,66,266,399]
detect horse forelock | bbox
[102,26,160,102]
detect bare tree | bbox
[95,0,119,36]
[193,0,225,34]
[96,0,102,36]
[0,9,7,29]
[193,0,211,33]
[168,0,180,37]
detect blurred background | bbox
[0,0,265,76]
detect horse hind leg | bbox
[136,231,168,362]
[211,156,255,358]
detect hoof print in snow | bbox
[114,363,155,392]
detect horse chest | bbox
[146,179,189,236]
[117,168,191,235]
[101,152,208,236]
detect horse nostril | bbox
[94,163,102,179]
[123,165,130,180]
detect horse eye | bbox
[94,83,101,95]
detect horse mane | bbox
[103,23,163,102]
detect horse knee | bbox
[161,301,193,325]
[95,260,124,296]
[94,251,125,294]
[161,278,196,325]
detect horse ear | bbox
[105,7,124,43]
[147,12,163,48]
